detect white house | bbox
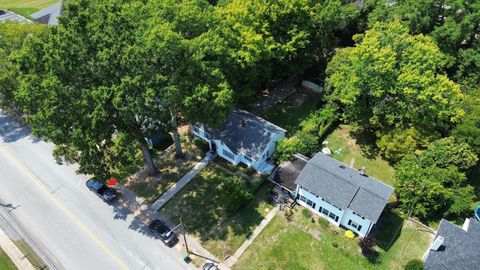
[292,153,394,237]
[191,110,286,175]
[31,1,63,25]
[423,218,480,270]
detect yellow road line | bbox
[0,147,130,270]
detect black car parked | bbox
[202,262,220,270]
[86,179,118,203]
[148,220,178,247]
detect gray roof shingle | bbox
[208,110,285,160]
[425,218,480,270]
[295,152,394,223]
[0,10,31,23]
[31,2,63,25]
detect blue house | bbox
[191,110,285,175]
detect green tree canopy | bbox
[325,21,464,161]
[395,150,475,220]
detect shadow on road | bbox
[0,113,40,143]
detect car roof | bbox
[149,220,169,232]
[86,179,104,191]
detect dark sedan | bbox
[148,220,178,247]
[86,179,118,203]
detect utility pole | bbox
[179,217,189,253]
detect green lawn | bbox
[262,91,321,134]
[325,124,396,186]
[0,248,16,270]
[160,164,274,259]
[0,0,59,18]
[233,208,432,270]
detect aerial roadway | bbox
[0,110,189,270]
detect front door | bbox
[211,142,217,153]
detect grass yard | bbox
[160,164,274,259]
[0,0,58,18]
[262,91,321,134]
[233,208,432,270]
[125,143,204,203]
[0,248,16,270]
[325,124,395,186]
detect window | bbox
[192,126,199,133]
[319,206,323,213]
[322,208,329,216]
[335,216,339,222]
[349,220,361,230]
[299,196,307,202]
[328,212,337,220]
[244,155,253,163]
[306,199,316,209]
[222,149,235,160]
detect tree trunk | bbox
[141,143,159,176]
[170,108,184,159]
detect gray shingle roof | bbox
[31,2,63,25]
[0,10,31,23]
[425,218,480,270]
[295,152,394,223]
[209,110,285,160]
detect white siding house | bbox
[191,110,286,175]
[292,153,394,237]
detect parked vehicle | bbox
[148,220,178,247]
[202,262,219,270]
[85,179,118,203]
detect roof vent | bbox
[359,166,367,176]
[240,118,246,128]
[430,236,444,251]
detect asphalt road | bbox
[0,111,190,270]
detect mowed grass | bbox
[325,124,395,186]
[0,248,16,270]
[262,91,321,135]
[233,209,433,270]
[160,164,274,259]
[0,0,58,18]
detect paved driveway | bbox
[0,111,191,270]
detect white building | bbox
[283,153,394,237]
[191,110,285,175]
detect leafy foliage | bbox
[326,21,464,161]
[394,136,477,219]
[275,104,338,162]
[217,175,253,216]
[358,236,376,257]
[404,259,425,270]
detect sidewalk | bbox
[224,206,279,267]
[0,226,35,270]
[151,152,215,211]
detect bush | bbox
[217,175,253,216]
[302,208,312,219]
[358,236,376,257]
[404,259,424,270]
[275,105,338,162]
[285,209,294,222]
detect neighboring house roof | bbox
[0,10,31,23]
[31,1,63,25]
[207,110,286,160]
[424,218,480,270]
[295,152,394,223]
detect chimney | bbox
[359,166,367,176]
[430,236,444,251]
[240,118,246,128]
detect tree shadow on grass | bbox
[349,127,381,160]
[373,211,404,252]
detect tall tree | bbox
[16,0,170,178]
[0,22,46,110]
[325,21,464,161]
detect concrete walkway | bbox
[0,226,35,270]
[224,206,279,267]
[151,152,215,211]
